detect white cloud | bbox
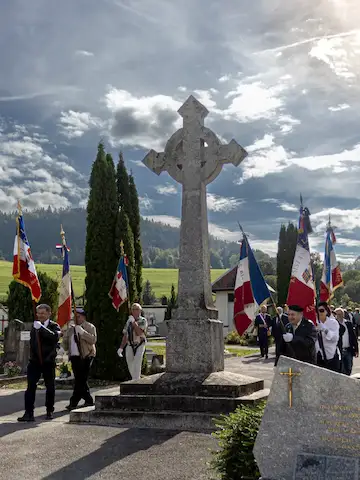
[328,104,350,112]
[155,184,178,195]
[207,193,244,213]
[311,208,360,233]
[59,110,102,139]
[262,198,298,212]
[75,50,94,57]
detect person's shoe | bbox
[17,413,35,422]
[65,404,77,411]
[45,412,54,420]
[82,401,94,408]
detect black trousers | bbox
[259,336,269,357]
[69,356,94,407]
[317,352,341,373]
[25,361,55,415]
[274,341,282,366]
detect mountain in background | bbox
[0,208,276,271]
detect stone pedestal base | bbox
[70,371,269,432]
[166,317,224,373]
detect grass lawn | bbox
[0,261,226,299]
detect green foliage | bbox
[165,284,177,320]
[115,208,136,303]
[7,271,59,322]
[225,330,258,346]
[212,403,265,480]
[277,223,298,305]
[85,143,125,381]
[129,173,143,300]
[116,152,133,221]
[142,280,156,305]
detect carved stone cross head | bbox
[143,95,248,187]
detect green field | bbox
[0,261,226,299]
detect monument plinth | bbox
[70,95,268,431]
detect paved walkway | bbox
[1,351,360,479]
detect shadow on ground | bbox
[42,427,179,480]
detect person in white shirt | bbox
[117,303,148,380]
[335,308,359,375]
[316,302,340,372]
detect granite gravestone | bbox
[143,95,247,373]
[254,357,360,480]
[4,320,32,373]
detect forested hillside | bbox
[0,208,277,270]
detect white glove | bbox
[117,347,123,358]
[75,325,85,335]
[129,315,135,324]
[33,320,42,330]
[318,322,326,330]
[283,333,293,343]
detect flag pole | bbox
[17,201,42,364]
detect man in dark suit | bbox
[254,305,271,359]
[18,304,61,422]
[335,307,358,375]
[271,306,289,366]
[279,304,317,364]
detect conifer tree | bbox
[116,152,132,220]
[85,143,123,380]
[129,173,143,300]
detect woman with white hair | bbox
[117,303,148,380]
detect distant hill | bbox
[0,208,276,270]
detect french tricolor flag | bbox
[12,213,41,302]
[234,234,271,336]
[287,200,316,323]
[320,226,343,302]
[109,255,129,311]
[57,245,72,327]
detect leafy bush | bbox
[212,402,265,480]
[4,361,21,377]
[225,331,258,346]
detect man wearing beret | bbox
[62,308,97,410]
[279,304,317,364]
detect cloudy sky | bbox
[1,0,360,261]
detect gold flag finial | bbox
[17,200,22,215]
[120,240,125,256]
[60,225,66,246]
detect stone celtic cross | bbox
[142,95,248,372]
[143,95,248,319]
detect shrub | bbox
[211,402,265,480]
[225,331,257,346]
[4,361,21,377]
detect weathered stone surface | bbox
[142,95,247,374]
[254,357,360,480]
[4,320,32,373]
[119,371,264,397]
[294,453,358,480]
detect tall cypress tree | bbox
[129,173,143,300]
[276,222,298,305]
[116,152,133,220]
[85,143,123,380]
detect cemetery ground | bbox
[0,351,276,479]
[0,260,226,298]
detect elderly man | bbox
[254,305,271,359]
[335,307,358,376]
[18,304,61,422]
[62,308,97,411]
[271,306,289,366]
[279,305,317,364]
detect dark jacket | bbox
[280,317,317,364]
[254,313,271,339]
[338,321,358,357]
[271,314,289,341]
[30,320,61,364]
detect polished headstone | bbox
[254,356,360,480]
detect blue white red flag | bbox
[109,254,129,311]
[57,245,72,327]
[287,201,316,323]
[234,235,271,336]
[12,213,41,302]
[320,227,342,302]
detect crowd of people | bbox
[254,303,359,374]
[17,302,148,422]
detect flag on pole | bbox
[12,206,41,302]
[57,227,72,327]
[109,241,129,311]
[320,224,343,302]
[234,233,271,336]
[287,198,316,323]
